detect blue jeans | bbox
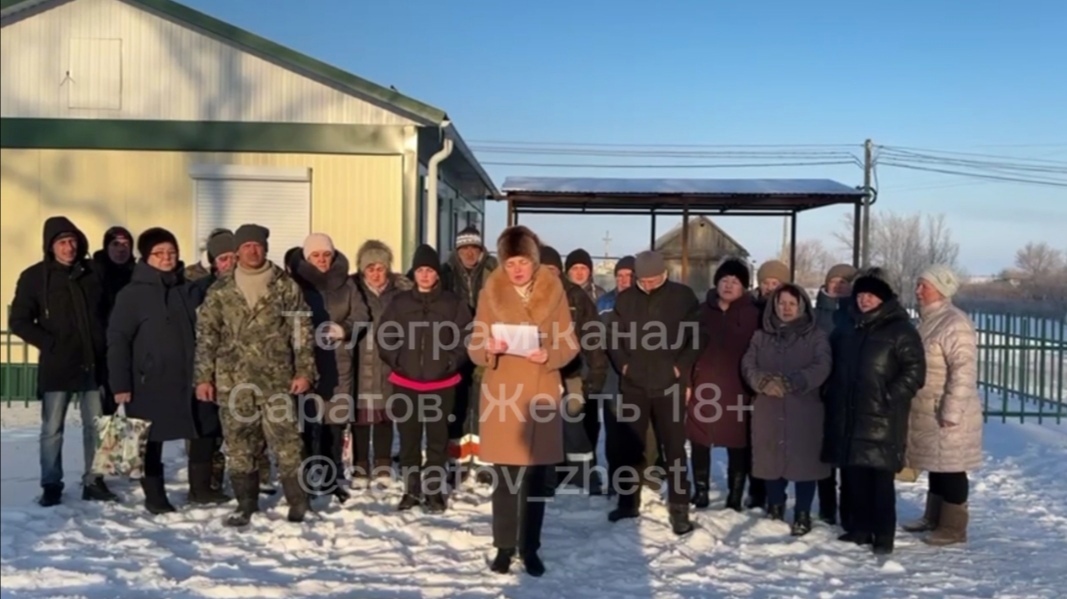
[766,478,816,512]
[40,389,104,488]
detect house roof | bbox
[500,176,865,213]
[0,0,498,195]
[650,215,749,258]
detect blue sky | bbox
[181,0,1066,275]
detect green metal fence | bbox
[2,310,1065,424]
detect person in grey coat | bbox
[743,283,833,536]
[351,240,413,480]
[289,233,370,501]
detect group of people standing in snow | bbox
[9,217,983,578]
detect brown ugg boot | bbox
[924,502,968,546]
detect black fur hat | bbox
[497,225,541,266]
[714,257,751,289]
[137,227,179,259]
[852,267,896,301]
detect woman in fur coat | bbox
[467,226,579,578]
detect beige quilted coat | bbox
[906,300,984,472]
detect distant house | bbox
[648,216,750,296]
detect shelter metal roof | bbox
[500,176,866,214]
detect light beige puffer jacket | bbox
[906,300,984,472]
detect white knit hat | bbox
[919,264,960,298]
[302,233,335,259]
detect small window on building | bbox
[67,38,123,110]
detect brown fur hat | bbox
[496,225,541,266]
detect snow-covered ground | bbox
[1,403,1065,599]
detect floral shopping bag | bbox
[90,404,152,479]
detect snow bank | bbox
[1,402,1064,598]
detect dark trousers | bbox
[144,437,215,478]
[352,424,394,466]
[766,478,817,512]
[929,471,969,504]
[617,384,690,506]
[818,469,840,519]
[603,397,623,487]
[492,464,550,551]
[841,466,896,536]
[395,386,456,492]
[301,422,348,488]
[582,396,601,464]
[744,421,765,505]
[448,364,475,442]
[691,444,751,486]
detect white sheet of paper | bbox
[490,323,540,356]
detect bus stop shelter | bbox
[498,177,869,283]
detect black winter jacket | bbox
[106,262,220,441]
[561,278,609,396]
[8,217,107,393]
[377,285,473,383]
[609,280,703,392]
[822,298,926,472]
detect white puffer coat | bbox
[906,300,984,472]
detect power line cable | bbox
[878,144,1067,166]
[480,159,861,169]
[877,160,1067,188]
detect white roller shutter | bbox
[191,165,311,266]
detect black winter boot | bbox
[280,473,310,523]
[745,475,766,511]
[725,471,746,512]
[187,463,232,505]
[837,531,873,545]
[82,477,119,502]
[766,503,785,521]
[669,503,695,536]
[224,472,260,527]
[608,491,641,522]
[872,533,895,555]
[691,458,711,509]
[39,484,63,507]
[397,472,422,511]
[523,551,546,577]
[791,510,813,536]
[490,548,516,574]
[140,476,176,515]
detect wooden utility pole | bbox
[602,231,612,259]
[861,138,874,267]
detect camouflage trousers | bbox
[184,437,272,487]
[218,387,304,479]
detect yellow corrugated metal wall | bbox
[0,148,403,362]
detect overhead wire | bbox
[479,159,860,169]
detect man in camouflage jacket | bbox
[194,224,318,527]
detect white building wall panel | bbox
[0,0,416,125]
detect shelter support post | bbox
[507,199,517,227]
[649,209,657,250]
[852,200,862,267]
[789,211,798,283]
[681,201,690,284]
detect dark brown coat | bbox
[467,267,579,466]
[742,285,833,482]
[686,291,761,448]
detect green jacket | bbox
[194,263,317,394]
